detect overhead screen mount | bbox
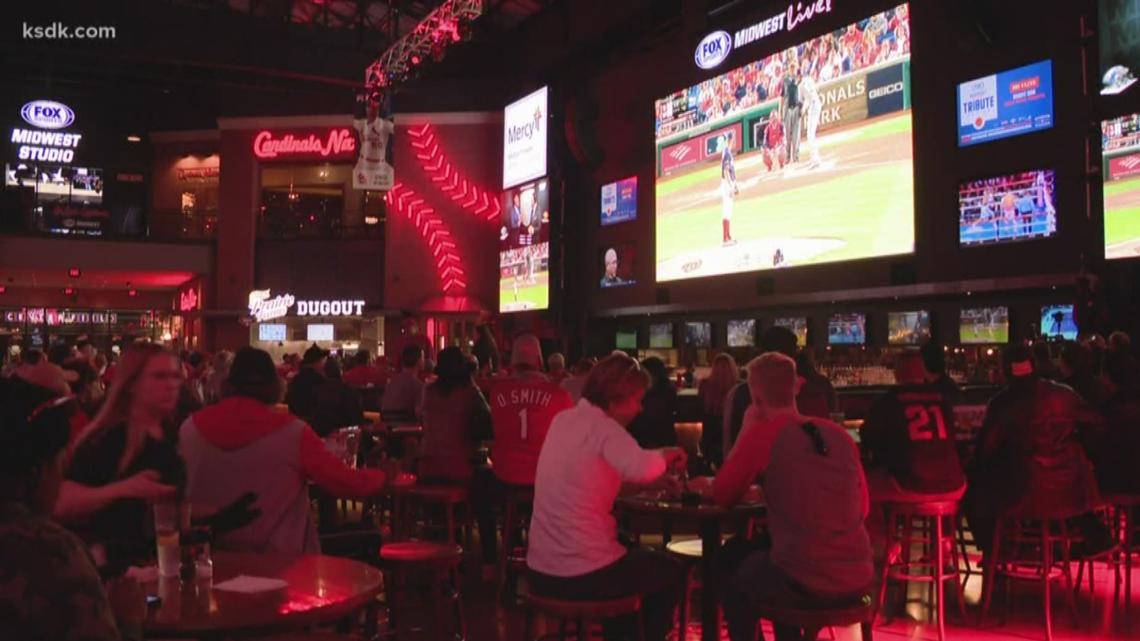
[365,0,485,92]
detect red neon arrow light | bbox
[385,182,468,295]
[408,124,501,222]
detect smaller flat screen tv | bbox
[959,169,1056,246]
[958,59,1054,147]
[888,310,932,346]
[600,176,637,226]
[649,323,674,349]
[684,322,712,348]
[615,329,637,350]
[1041,304,1078,340]
[258,323,287,342]
[727,319,756,348]
[774,317,808,347]
[828,314,866,345]
[599,243,637,288]
[960,306,1009,344]
[307,324,334,341]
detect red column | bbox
[210,129,258,350]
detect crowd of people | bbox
[1,321,1138,641]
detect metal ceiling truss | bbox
[365,0,484,89]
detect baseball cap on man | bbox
[510,334,543,371]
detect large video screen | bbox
[828,313,866,345]
[1041,304,1078,340]
[774,317,808,347]
[1103,113,1140,260]
[1100,1,1140,95]
[959,170,1056,246]
[957,59,1053,147]
[684,322,712,347]
[307,324,334,341]
[960,306,1009,344]
[727,319,756,347]
[654,4,914,282]
[499,179,551,312]
[258,323,287,342]
[616,329,637,350]
[599,243,637,288]
[601,176,637,226]
[887,310,931,345]
[503,87,548,189]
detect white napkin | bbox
[212,575,289,593]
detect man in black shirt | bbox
[862,350,965,502]
[781,61,802,164]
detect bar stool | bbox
[755,596,875,641]
[391,483,473,547]
[876,500,967,641]
[664,538,703,638]
[522,592,644,641]
[380,541,466,641]
[981,508,1081,641]
[498,484,534,597]
[1105,494,1140,617]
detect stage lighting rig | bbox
[365,0,483,90]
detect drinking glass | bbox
[154,501,190,578]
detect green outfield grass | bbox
[1103,175,1140,198]
[961,326,1008,344]
[499,279,549,312]
[656,113,913,198]
[1104,176,1140,248]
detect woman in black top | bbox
[628,357,679,449]
[65,343,186,563]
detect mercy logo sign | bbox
[503,86,549,189]
[694,31,731,70]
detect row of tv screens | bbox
[616,305,1077,350]
[257,323,335,342]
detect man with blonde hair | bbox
[712,352,873,641]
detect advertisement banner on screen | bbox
[1109,152,1140,180]
[867,63,907,117]
[701,123,744,159]
[503,87,548,189]
[660,137,702,175]
[957,59,1053,147]
[601,176,638,226]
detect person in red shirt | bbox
[342,350,387,388]
[490,335,573,487]
[762,109,785,173]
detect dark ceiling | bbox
[1,0,550,132]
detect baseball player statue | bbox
[721,130,739,246]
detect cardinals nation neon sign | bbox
[252,128,357,160]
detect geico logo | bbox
[869,81,905,100]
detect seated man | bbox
[861,350,966,503]
[380,344,425,421]
[491,335,573,487]
[713,353,873,641]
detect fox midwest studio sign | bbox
[247,289,365,322]
[694,0,836,70]
[11,99,83,163]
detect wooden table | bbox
[616,492,766,641]
[142,552,383,638]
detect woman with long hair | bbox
[628,356,679,449]
[699,352,739,467]
[62,343,186,560]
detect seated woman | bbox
[527,353,687,641]
[628,356,678,449]
[417,346,496,563]
[698,352,738,468]
[0,377,145,641]
[179,347,388,554]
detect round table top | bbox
[143,552,383,638]
[616,489,766,519]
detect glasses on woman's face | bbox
[801,422,829,457]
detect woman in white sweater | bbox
[527,353,687,641]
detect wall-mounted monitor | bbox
[1099,1,1140,96]
[307,324,334,341]
[828,313,866,345]
[1102,112,1140,260]
[684,321,712,348]
[601,176,637,226]
[960,306,1009,344]
[959,169,1056,246]
[727,319,756,348]
[957,59,1054,147]
[258,323,287,342]
[887,310,931,346]
[503,86,548,189]
[599,243,637,288]
[499,179,551,313]
[1041,304,1078,340]
[774,317,808,348]
[649,323,674,349]
[653,3,914,282]
[615,329,637,350]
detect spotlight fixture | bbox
[128,289,138,298]
[68,267,81,278]
[0,286,6,294]
[365,0,484,90]
[64,287,75,296]
[126,135,142,143]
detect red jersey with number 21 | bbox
[490,374,574,485]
